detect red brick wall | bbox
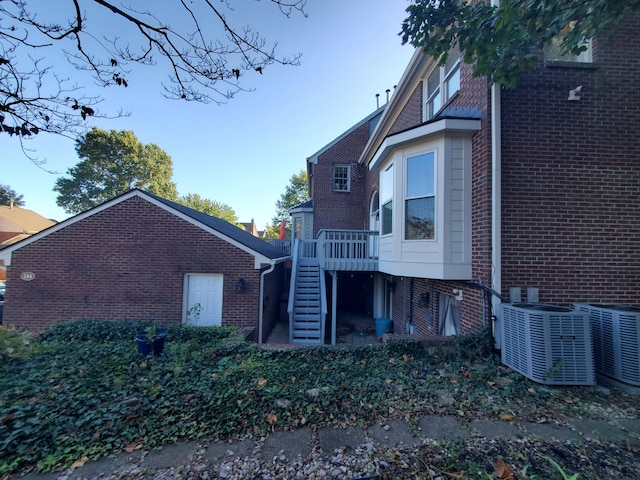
[3,196,284,334]
[500,15,640,306]
[389,86,423,134]
[312,122,372,235]
[389,277,489,337]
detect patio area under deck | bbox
[284,230,380,346]
[265,311,379,347]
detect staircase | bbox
[290,258,324,344]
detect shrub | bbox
[0,326,33,361]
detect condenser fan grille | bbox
[501,304,595,385]
[576,304,640,386]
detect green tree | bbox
[54,127,178,214]
[401,0,640,88]
[1,1,305,141]
[177,193,239,225]
[0,185,25,207]
[263,169,310,240]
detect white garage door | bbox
[184,274,223,326]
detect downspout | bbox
[491,0,502,349]
[258,256,289,344]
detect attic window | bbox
[333,165,350,192]
[544,22,592,63]
[425,47,461,121]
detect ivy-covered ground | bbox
[0,320,638,478]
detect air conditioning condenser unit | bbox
[501,303,595,385]
[575,303,640,386]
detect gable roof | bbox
[359,49,484,168]
[145,192,288,262]
[0,190,289,268]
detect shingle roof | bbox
[0,205,56,233]
[143,191,289,260]
[0,190,290,263]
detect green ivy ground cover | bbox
[0,320,607,475]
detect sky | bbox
[2,1,416,230]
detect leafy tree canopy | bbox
[1,1,306,141]
[0,185,25,207]
[177,193,239,225]
[53,127,178,214]
[263,169,309,240]
[401,0,640,88]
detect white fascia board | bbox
[369,118,481,172]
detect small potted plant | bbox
[135,322,168,356]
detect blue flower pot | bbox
[135,329,168,356]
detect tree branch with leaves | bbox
[401,0,640,88]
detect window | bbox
[405,152,435,240]
[294,218,302,240]
[425,47,461,120]
[333,165,350,192]
[380,163,393,235]
[544,22,592,63]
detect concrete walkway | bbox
[13,414,640,479]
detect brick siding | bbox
[3,196,284,335]
[500,15,640,306]
[312,122,372,235]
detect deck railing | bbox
[270,239,291,254]
[317,229,378,271]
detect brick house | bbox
[0,204,56,283]
[0,190,289,339]
[286,15,640,345]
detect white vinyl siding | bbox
[370,118,480,280]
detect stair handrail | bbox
[287,239,300,342]
[318,259,328,342]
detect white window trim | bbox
[380,163,394,236]
[403,150,437,242]
[332,164,351,192]
[544,22,593,63]
[424,56,461,121]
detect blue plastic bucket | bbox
[375,318,392,336]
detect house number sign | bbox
[20,272,36,281]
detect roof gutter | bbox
[258,255,289,343]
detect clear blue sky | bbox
[2,1,415,229]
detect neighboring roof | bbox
[0,190,289,268]
[240,219,258,236]
[0,205,56,234]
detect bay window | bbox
[405,152,435,240]
[380,163,393,235]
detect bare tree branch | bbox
[0,0,306,145]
